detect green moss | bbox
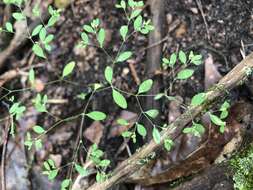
[230,144,253,190]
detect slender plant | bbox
[0,0,231,189]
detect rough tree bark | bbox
[84,52,253,190]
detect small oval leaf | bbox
[98,28,105,48]
[116,51,132,63]
[104,66,113,84]
[86,111,106,121]
[112,89,127,109]
[152,127,161,144]
[191,92,206,106]
[138,79,153,94]
[33,125,45,134]
[136,123,147,137]
[177,69,194,80]
[62,61,75,78]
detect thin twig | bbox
[195,0,211,40]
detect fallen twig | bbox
[195,0,211,40]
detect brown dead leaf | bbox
[108,111,138,138]
[84,121,104,144]
[175,22,187,38]
[204,54,222,90]
[34,79,45,92]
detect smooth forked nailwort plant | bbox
[0,0,232,188]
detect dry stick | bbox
[195,0,210,40]
[85,52,253,190]
[145,0,165,140]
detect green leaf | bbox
[62,61,75,78]
[39,27,47,41]
[112,89,127,109]
[12,12,25,20]
[117,118,129,126]
[120,25,128,41]
[116,51,132,63]
[81,32,89,44]
[169,53,177,66]
[209,113,226,126]
[220,101,230,111]
[24,140,33,150]
[5,22,13,32]
[33,125,45,134]
[154,93,164,100]
[32,3,40,17]
[121,0,127,8]
[128,0,135,7]
[93,83,103,91]
[91,18,100,28]
[177,69,194,80]
[183,123,205,137]
[61,179,71,190]
[83,25,94,33]
[76,92,87,100]
[104,66,113,83]
[75,164,90,176]
[32,43,46,58]
[121,131,132,138]
[134,15,142,31]
[162,57,169,64]
[86,111,106,121]
[9,103,20,113]
[179,50,187,64]
[44,34,54,44]
[138,79,153,94]
[152,127,161,144]
[96,172,106,183]
[45,44,52,52]
[136,123,146,137]
[182,127,193,134]
[99,159,110,167]
[194,123,205,135]
[145,109,159,119]
[220,110,228,119]
[219,125,225,133]
[29,68,35,84]
[130,9,142,19]
[35,139,43,149]
[34,94,47,113]
[98,28,105,47]
[32,24,43,36]
[164,138,174,151]
[191,93,206,106]
[47,15,59,27]
[48,169,58,181]
[190,54,202,65]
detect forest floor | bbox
[0,0,253,190]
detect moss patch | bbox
[230,144,253,190]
